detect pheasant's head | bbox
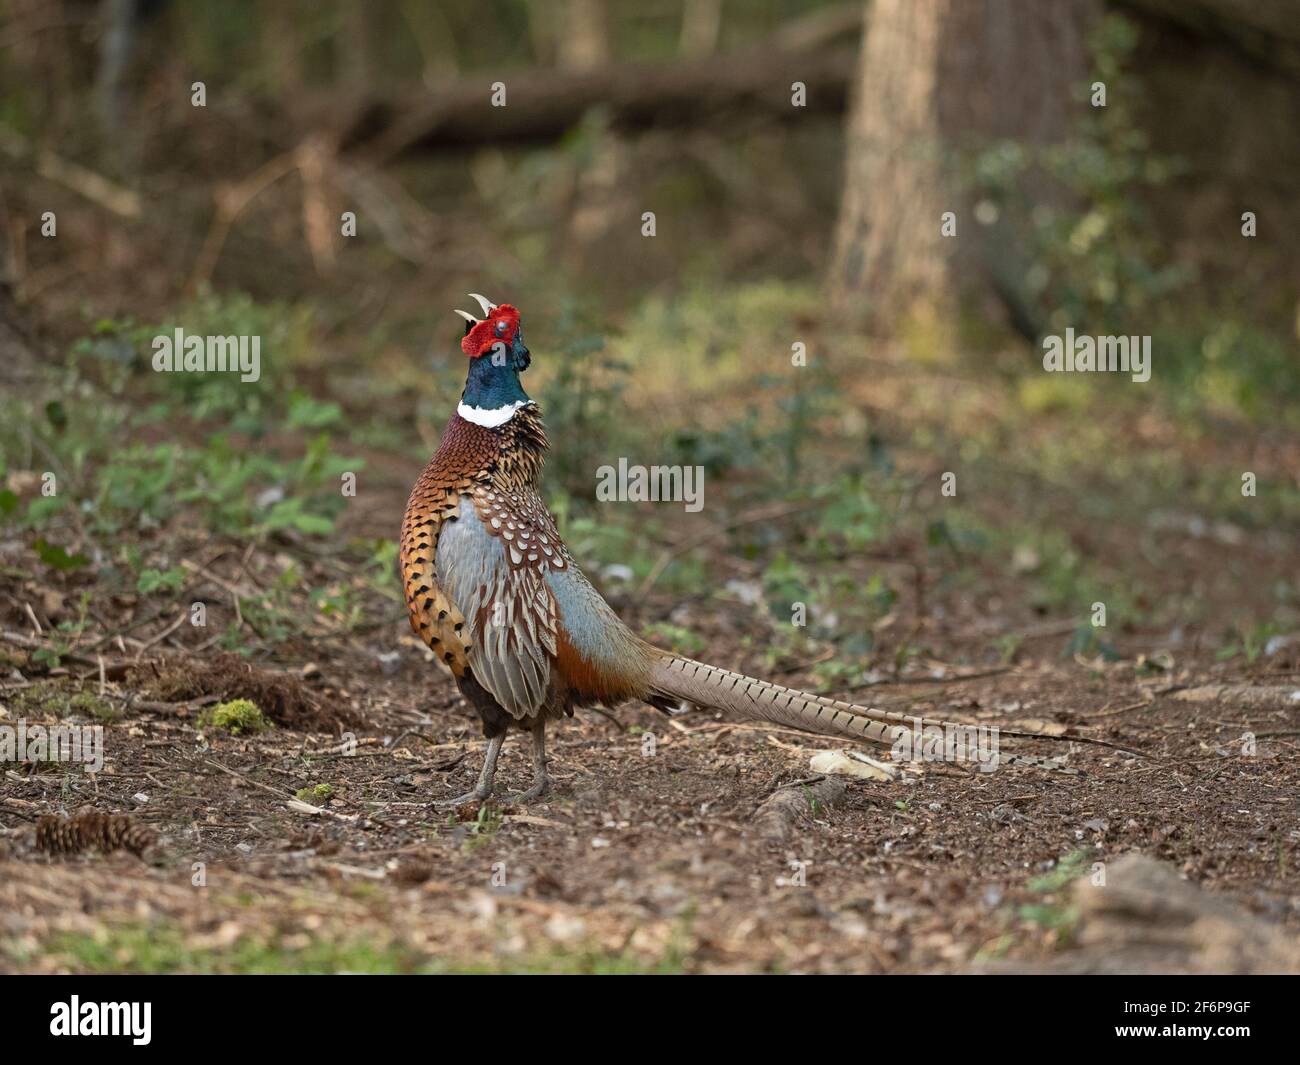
[457,293,529,371]
[455,293,533,426]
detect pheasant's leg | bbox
[434,732,505,807]
[507,721,550,804]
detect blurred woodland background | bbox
[1,1,1299,974]
[2,0,1297,650]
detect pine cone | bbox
[35,811,157,858]
[35,814,82,854]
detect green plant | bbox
[641,622,705,657]
[813,475,887,551]
[994,633,1024,665]
[1217,620,1285,665]
[136,567,185,595]
[1063,622,1120,662]
[462,803,504,849]
[33,538,89,572]
[200,699,271,735]
[755,364,835,480]
[1019,850,1090,943]
[295,783,334,805]
[536,303,631,498]
[966,14,1190,338]
[29,595,92,670]
[1027,849,1090,893]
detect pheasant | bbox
[401,295,1079,805]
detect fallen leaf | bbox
[810,749,898,781]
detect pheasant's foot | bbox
[506,721,550,804]
[433,732,504,809]
[505,773,550,805]
[432,787,493,808]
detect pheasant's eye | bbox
[496,320,508,334]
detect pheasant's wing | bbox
[436,493,561,719]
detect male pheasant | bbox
[401,295,1078,805]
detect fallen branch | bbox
[753,775,846,842]
[345,45,857,162]
[185,150,300,294]
[0,128,141,217]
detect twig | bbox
[761,773,827,798]
[385,727,442,751]
[203,757,292,801]
[1080,694,1156,720]
[584,705,627,731]
[22,602,42,636]
[836,665,1012,694]
[0,630,97,667]
[186,150,299,293]
[133,610,188,658]
[771,647,837,675]
[0,127,141,217]
[86,597,193,653]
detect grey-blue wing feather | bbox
[435,498,557,718]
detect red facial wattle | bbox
[461,304,522,358]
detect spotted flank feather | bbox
[399,417,498,675]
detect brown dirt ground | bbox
[3,527,1298,973]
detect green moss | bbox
[294,783,333,805]
[199,698,270,735]
[8,681,119,723]
[69,690,123,723]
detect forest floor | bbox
[2,294,1298,974]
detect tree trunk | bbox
[559,0,611,71]
[829,0,1097,331]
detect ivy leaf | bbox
[136,566,185,594]
[45,400,68,432]
[26,495,66,526]
[33,538,90,571]
[259,498,336,537]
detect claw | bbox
[432,790,491,808]
[505,777,550,805]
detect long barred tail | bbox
[647,655,1082,776]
